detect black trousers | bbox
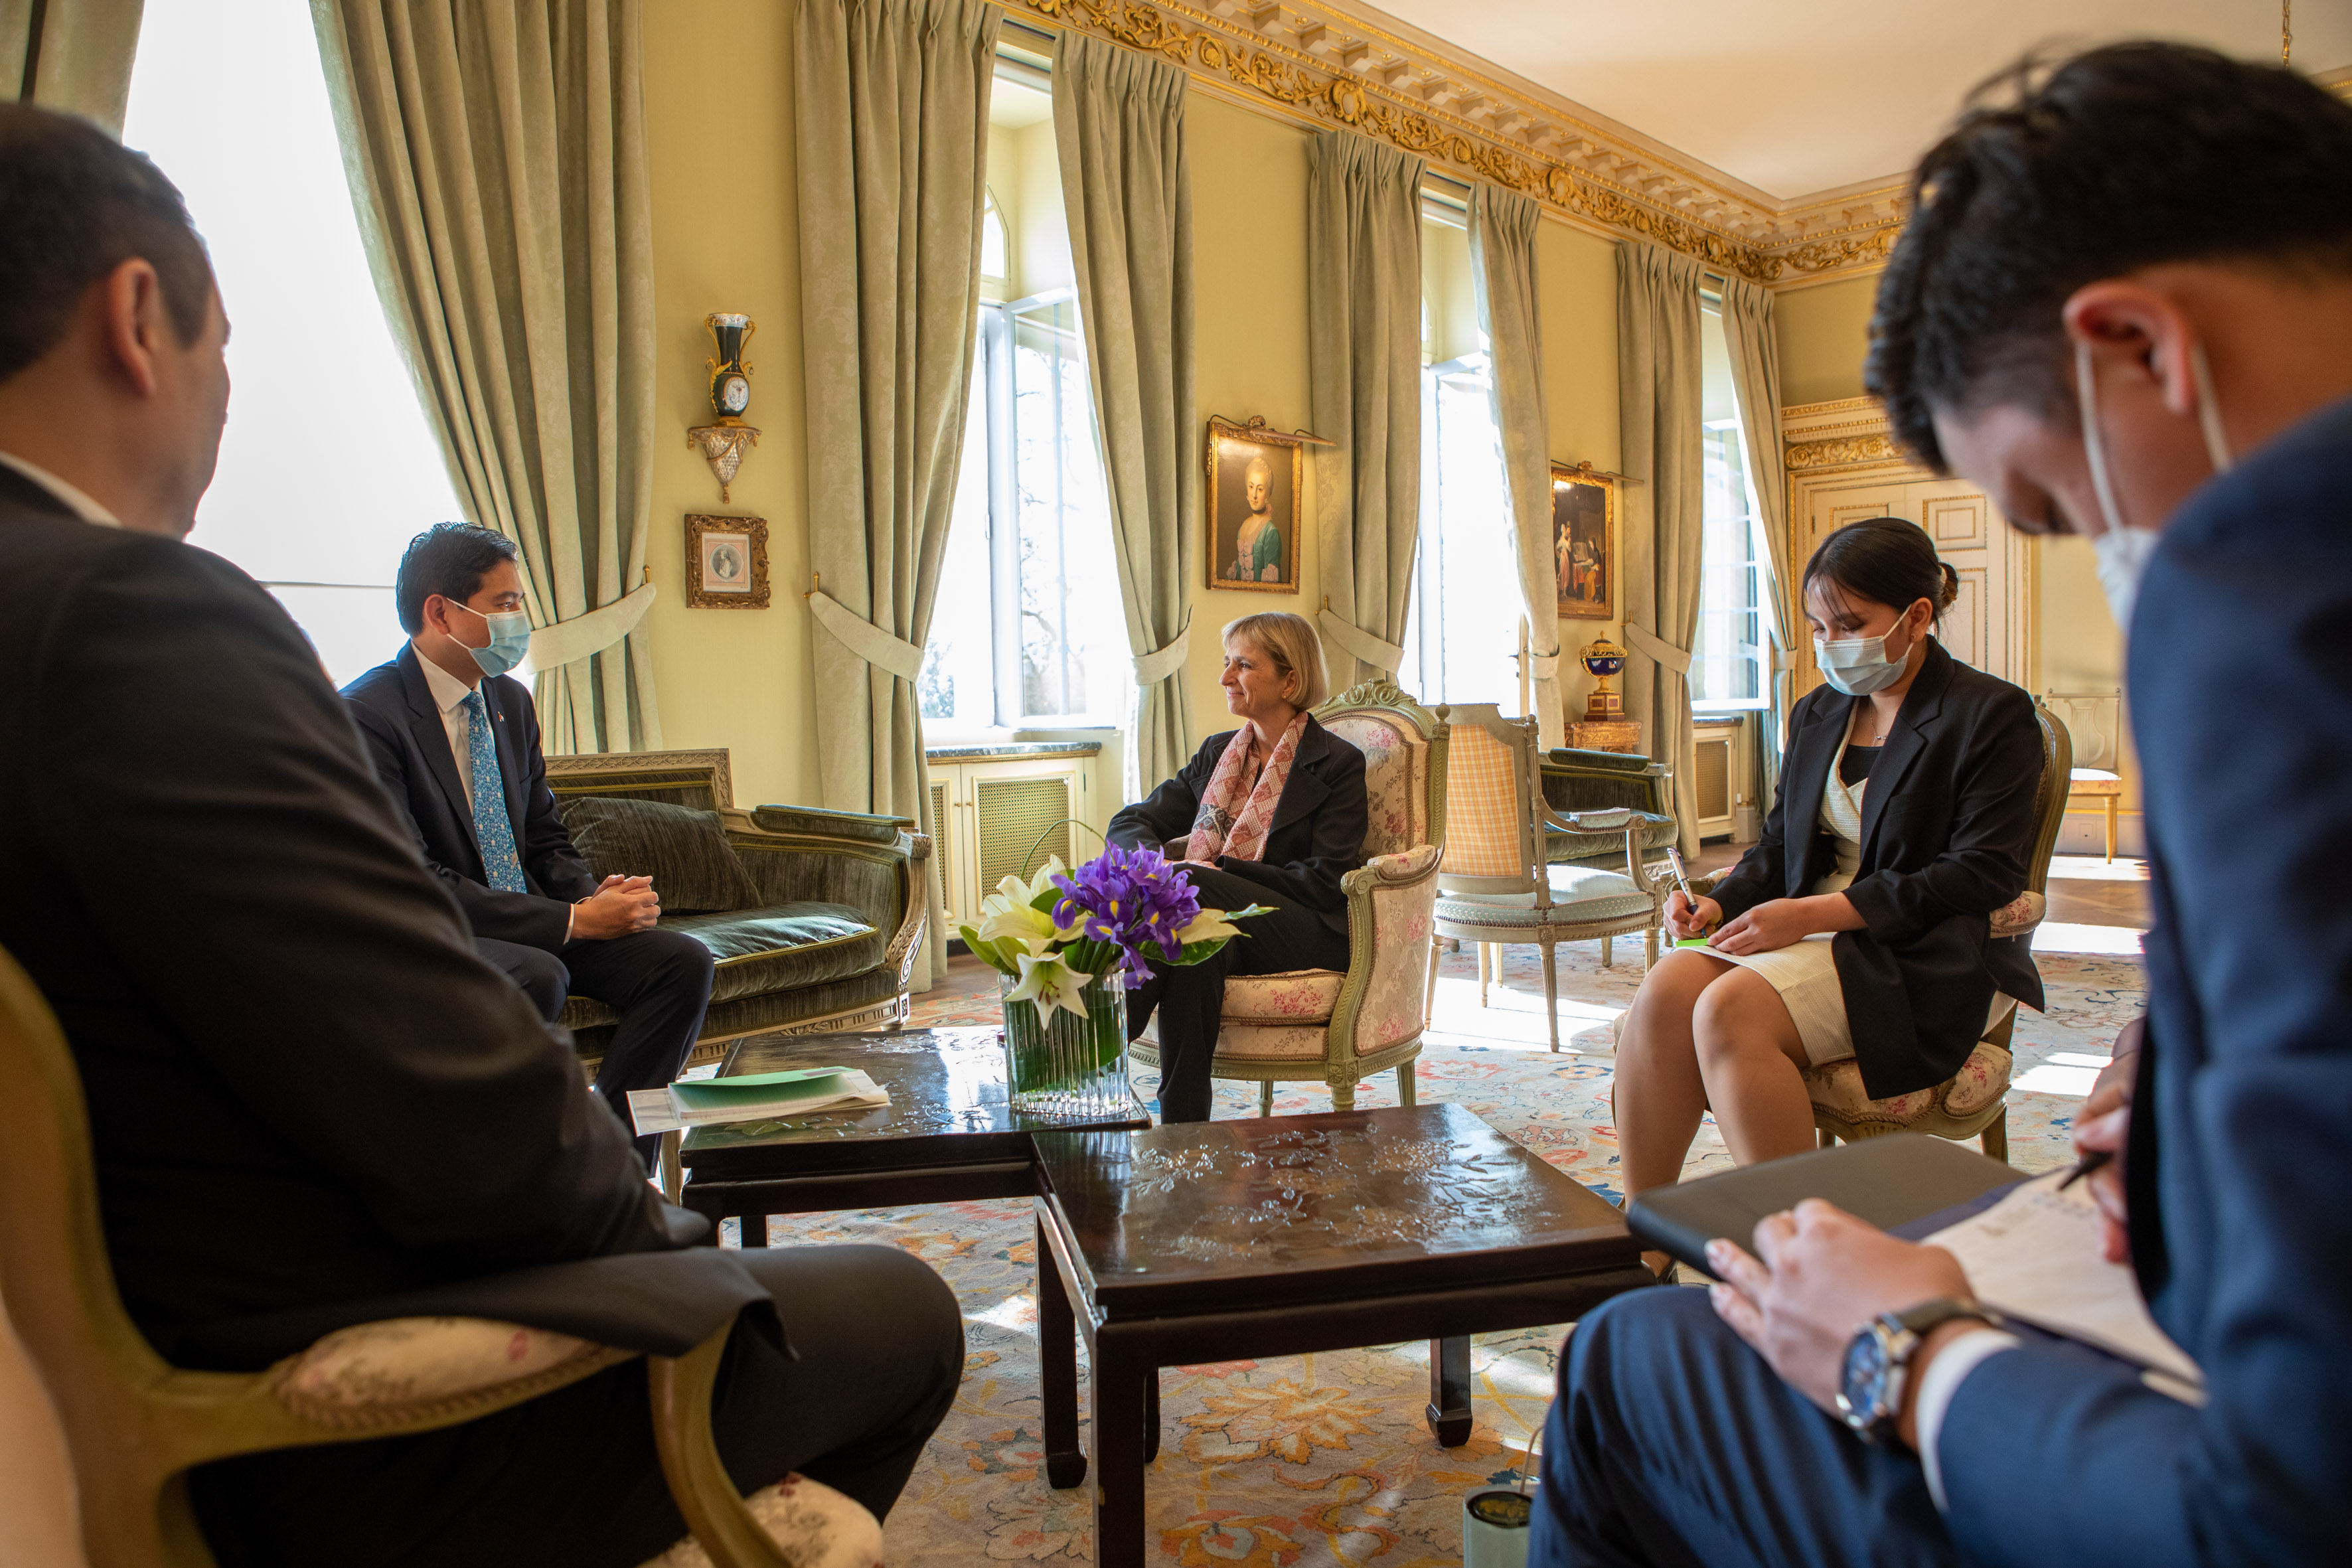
[191,1244,965,1568]
[476,928,714,1167]
[1123,863,1350,1123]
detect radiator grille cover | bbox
[1695,738,1731,822]
[975,775,1073,893]
[928,780,951,912]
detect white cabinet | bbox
[926,750,1091,935]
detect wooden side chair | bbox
[1754,702,2074,1162]
[1431,704,1672,1053]
[1131,680,1448,1113]
[0,943,878,1568]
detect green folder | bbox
[670,1067,848,1110]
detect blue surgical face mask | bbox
[1814,615,1917,697]
[449,599,532,678]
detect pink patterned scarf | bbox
[1186,712,1309,863]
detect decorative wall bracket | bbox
[688,422,759,503]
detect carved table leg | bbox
[1427,1334,1473,1447]
[1091,1332,1150,1568]
[1038,1215,1086,1490]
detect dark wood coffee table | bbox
[677,1026,1152,1243]
[1031,1103,1652,1568]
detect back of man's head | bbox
[0,104,214,385]
[396,523,520,634]
[1866,43,2352,472]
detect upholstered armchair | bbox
[1539,746,1677,870]
[0,945,878,1568]
[1690,702,2075,1163]
[1433,706,1672,1053]
[1131,681,1448,1115]
[542,749,928,1072]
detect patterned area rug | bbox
[755,937,2144,1565]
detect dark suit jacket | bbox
[1106,718,1368,935]
[1935,395,2352,1567]
[0,465,763,1370]
[341,647,597,953]
[1708,639,2045,1099]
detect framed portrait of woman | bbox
[685,513,770,609]
[1551,465,1616,621]
[1206,420,1302,593]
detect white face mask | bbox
[2074,337,2234,631]
[1814,614,1917,697]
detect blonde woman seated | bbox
[1614,517,2045,1230]
[1109,612,1366,1123]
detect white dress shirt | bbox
[0,450,122,528]
[1915,1328,2022,1510]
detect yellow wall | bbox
[638,18,1638,809]
[1774,274,1877,407]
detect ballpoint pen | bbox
[1664,845,1711,945]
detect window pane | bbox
[1008,299,1125,724]
[125,0,463,686]
[979,193,1008,282]
[1401,360,1520,708]
[1693,304,1768,710]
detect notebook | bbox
[627,1067,890,1135]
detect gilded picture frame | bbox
[1205,420,1303,593]
[684,513,769,609]
[1551,465,1616,621]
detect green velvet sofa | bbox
[541,748,927,1071]
[1540,745,1679,870]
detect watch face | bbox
[718,374,750,414]
[1838,1326,1891,1432]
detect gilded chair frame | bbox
[0,943,819,1568]
[1129,680,1450,1114]
[1432,704,1669,1053]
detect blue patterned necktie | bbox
[462,690,527,893]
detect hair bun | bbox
[1937,560,1960,609]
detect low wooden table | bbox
[1032,1103,1652,1567]
[676,1026,1151,1242]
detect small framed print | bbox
[1551,465,1617,621]
[685,514,769,609]
[1206,419,1302,593]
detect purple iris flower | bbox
[1052,844,1203,988]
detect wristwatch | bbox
[1836,1296,2005,1445]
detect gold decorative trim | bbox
[1013,0,1909,284]
[1786,433,1901,470]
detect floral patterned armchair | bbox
[0,942,878,1568]
[1131,681,1448,1114]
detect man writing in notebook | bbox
[1529,43,2352,1567]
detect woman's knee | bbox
[1690,969,1798,1069]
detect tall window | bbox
[1690,301,1772,711]
[918,71,1125,732]
[124,0,464,686]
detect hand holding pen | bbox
[1662,846,1721,944]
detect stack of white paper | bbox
[627,1067,890,1137]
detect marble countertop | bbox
[926,740,1103,761]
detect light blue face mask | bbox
[450,600,532,678]
[1814,615,1918,697]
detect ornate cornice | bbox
[1012,0,1907,285]
[1786,432,1899,470]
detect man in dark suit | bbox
[1527,44,2352,1568]
[0,104,957,1568]
[343,524,715,1166]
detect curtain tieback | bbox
[1317,609,1407,674]
[1528,650,1562,682]
[518,581,657,674]
[807,590,925,682]
[1623,621,1691,676]
[1133,617,1191,686]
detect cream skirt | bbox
[1713,933,2015,1068]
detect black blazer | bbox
[1107,717,1368,936]
[341,645,598,953]
[1709,639,2044,1099]
[0,465,763,1370]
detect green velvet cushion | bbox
[556,795,761,915]
[663,904,881,1003]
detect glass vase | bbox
[998,971,1130,1119]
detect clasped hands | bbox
[1703,1020,2142,1447]
[1664,891,1851,955]
[573,874,661,939]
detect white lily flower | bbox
[1006,949,1092,1028]
[1173,909,1244,946]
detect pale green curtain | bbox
[1308,129,1423,691]
[1053,32,1193,796]
[1718,274,1794,801]
[1616,240,1704,855]
[797,0,997,991]
[312,0,661,755]
[1468,183,1563,750]
[4,0,144,135]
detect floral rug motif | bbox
[756,938,2144,1565]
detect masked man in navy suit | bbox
[343,525,714,1166]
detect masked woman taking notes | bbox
[1613,517,2045,1241]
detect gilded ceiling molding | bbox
[1784,432,1901,470]
[1012,0,1913,285]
